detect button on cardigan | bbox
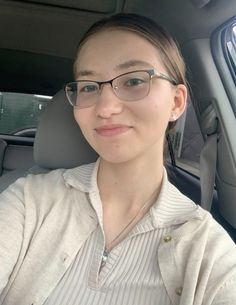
[0,159,236,305]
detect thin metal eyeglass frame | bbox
[64,69,177,108]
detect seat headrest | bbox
[34,90,98,169]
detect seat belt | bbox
[199,104,218,211]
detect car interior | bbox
[0,0,236,241]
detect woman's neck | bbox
[97,153,165,249]
[97,155,164,212]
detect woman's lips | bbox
[95,124,132,137]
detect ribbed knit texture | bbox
[44,212,176,305]
[43,161,188,305]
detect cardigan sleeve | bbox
[0,178,25,296]
[211,274,236,305]
[201,218,236,305]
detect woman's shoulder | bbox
[165,177,235,248]
[17,161,97,190]
[172,202,236,260]
[0,162,96,208]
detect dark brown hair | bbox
[75,13,186,87]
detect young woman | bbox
[0,13,236,305]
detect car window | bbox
[0,92,52,137]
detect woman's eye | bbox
[79,84,98,93]
[126,78,144,87]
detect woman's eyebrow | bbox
[75,60,151,79]
[115,60,152,70]
[76,69,95,78]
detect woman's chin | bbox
[99,151,136,165]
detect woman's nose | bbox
[95,84,123,118]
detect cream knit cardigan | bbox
[0,161,236,305]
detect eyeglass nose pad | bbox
[113,85,119,96]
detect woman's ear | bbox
[169,84,188,122]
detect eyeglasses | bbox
[64,69,177,109]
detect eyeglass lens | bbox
[66,71,151,108]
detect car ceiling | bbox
[0,0,235,95]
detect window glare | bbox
[233,25,236,36]
[34,94,52,100]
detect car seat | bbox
[0,90,98,192]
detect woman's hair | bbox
[75,13,186,87]
[74,13,187,131]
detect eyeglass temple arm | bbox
[159,74,177,85]
[151,70,177,85]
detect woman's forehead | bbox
[78,29,157,56]
[75,30,163,77]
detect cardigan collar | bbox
[63,159,202,228]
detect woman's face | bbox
[73,29,187,164]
